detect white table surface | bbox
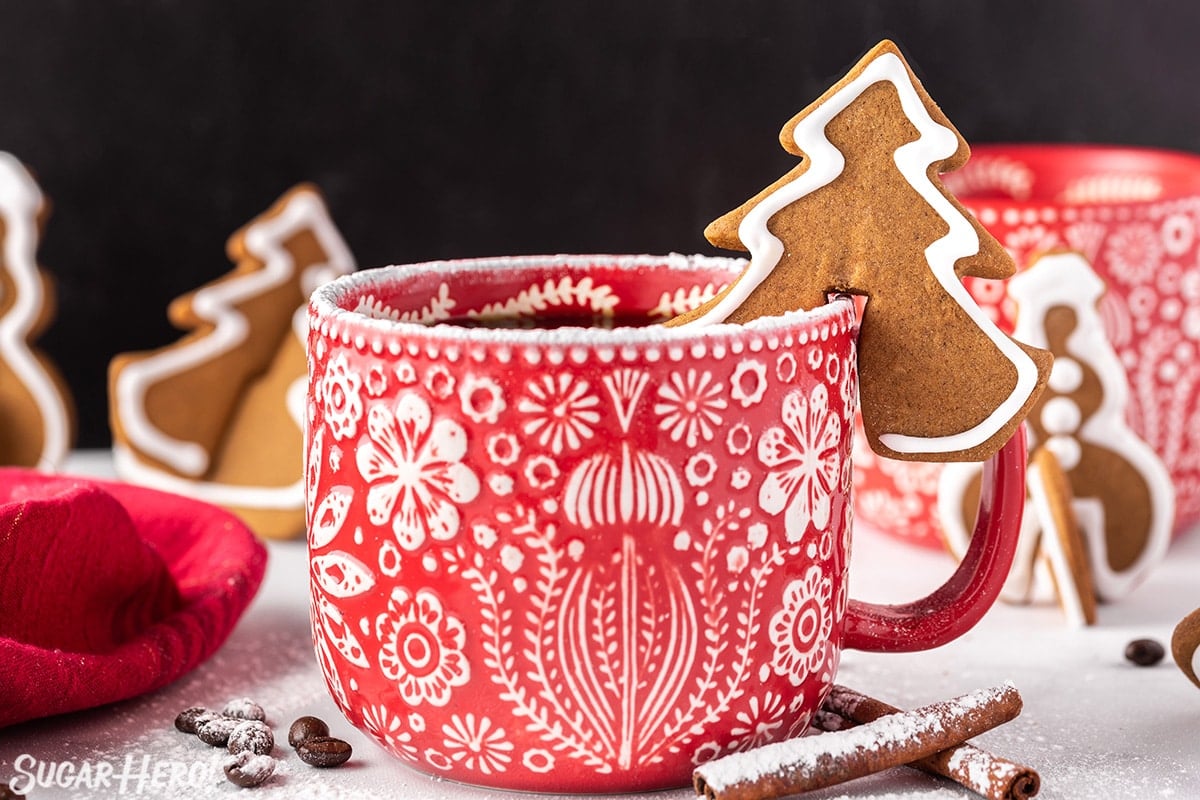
[1,451,1198,799]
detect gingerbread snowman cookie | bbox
[109,184,355,538]
[940,250,1174,610]
[0,152,74,470]
[670,40,1051,463]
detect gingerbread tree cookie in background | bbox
[109,184,355,539]
[939,250,1174,617]
[0,152,75,470]
[670,39,1052,463]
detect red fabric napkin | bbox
[0,468,267,727]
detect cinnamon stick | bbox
[818,685,1040,800]
[692,683,1023,800]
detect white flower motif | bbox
[519,374,600,453]
[747,522,768,549]
[757,385,842,542]
[365,364,389,397]
[769,565,834,687]
[459,375,506,424]
[1162,212,1195,257]
[655,369,727,446]
[731,360,768,407]
[360,703,418,759]
[376,587,470,707]
[1105,222,1161,285]
[727,423,753,456]
[728,692,788,751]
[424,364,456,399]
[355,393,481,550]
[775,352,797,383]
[685,452,718,487]
[395,362,417,384]
[441,714,514,775]
[731,466,752,490]
[321,354,364,441]
[524,455,560,491]
[486,432,520,466]
[473,523,498,549]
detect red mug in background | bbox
[855,144,1200,549]
[305,254,1025,792]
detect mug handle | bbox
[842,426,1027,652]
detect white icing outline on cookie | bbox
[682,49,1041,456]
[1026,457,1091,627]
[113,187,354,509]
[0,152,71,471]
[1007,251,1173,599]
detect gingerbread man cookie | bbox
[109,184,355,538]
[940,250,1174,603]
[670,40,1051,463]
[0,152,74,470]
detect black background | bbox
[3,0,1199,447]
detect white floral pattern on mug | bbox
[757,384,842,541]
[376,586,470,707]
[655,368,727,446]
[519,374,601,453]
[355,393,481,550]
[769,565,834,687]
[306,257,861,789]
[321,353,364,441]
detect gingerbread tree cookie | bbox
[940,250,1174,607]
[0,152,74,470]
[109,184,355,538]
[671,40,1051,462]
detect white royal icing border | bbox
[114,188,355,509]
[1026,457,1092,628]
[682,49,1041,456]
[0,152,71,471]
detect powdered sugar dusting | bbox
[695,685,1019,798]
[3,453,1199,799]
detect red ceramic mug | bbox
[855,144,1200,549]
[305,253,1025,792]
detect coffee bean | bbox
[1125,637,1165,666]
[198,716,241,747]
[228,720,275,756]
[222,697,267,722]
[173,706,211,734]
[296,736,352,768]
[223,751,276,788]
[288,715,330,748]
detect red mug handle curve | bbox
[843,426,1027,652]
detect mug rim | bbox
[309,252,858,348]
[958,142,1200,207]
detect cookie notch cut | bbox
[109,184,355,538]
[0,153,75,470]
[670,39,1052,463]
